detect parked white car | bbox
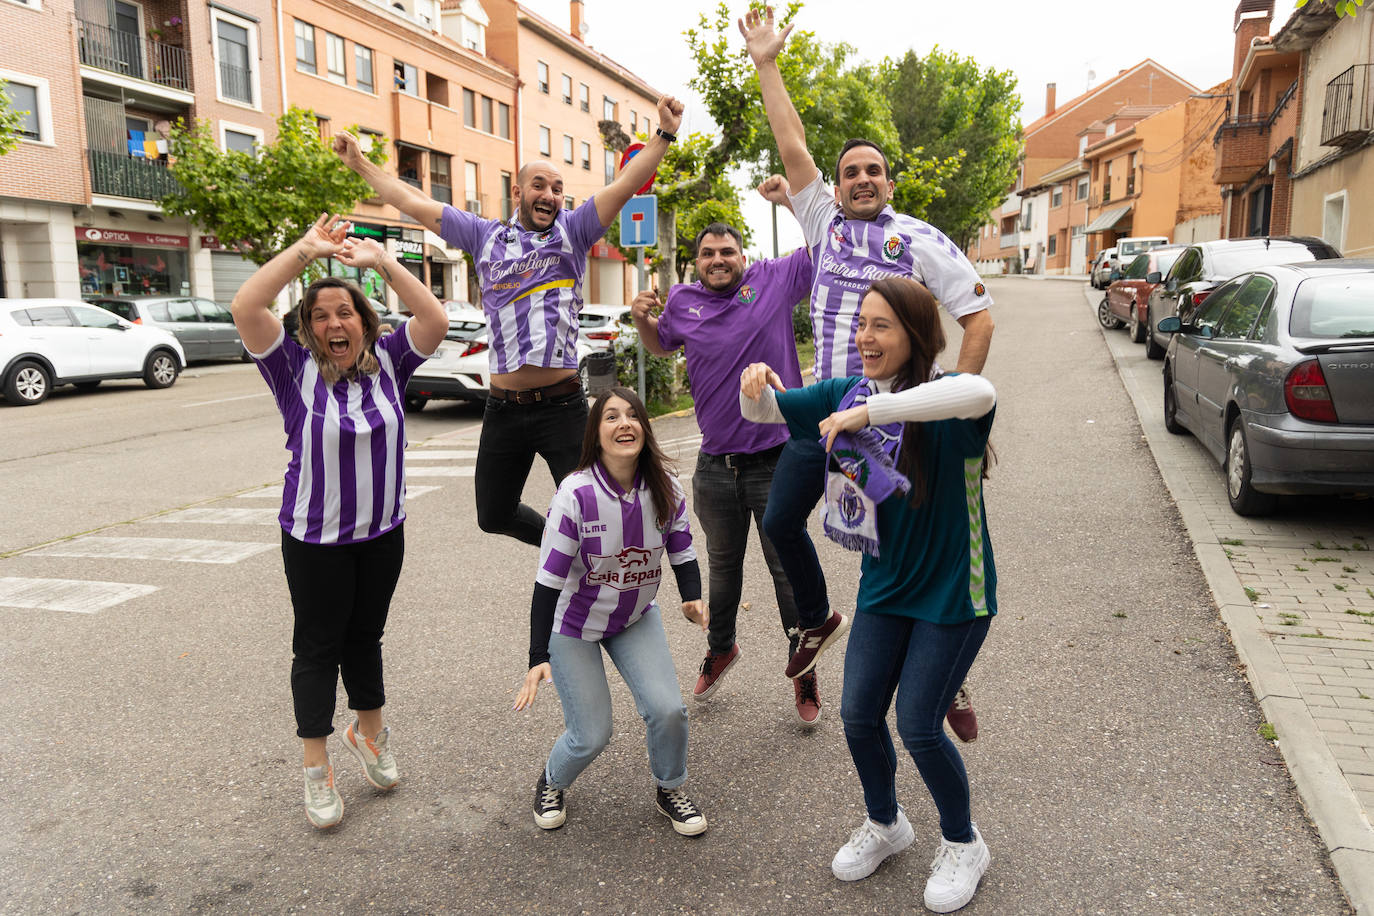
[1,298,187,406]
[579,304,635,352]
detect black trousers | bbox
[281,525,405,738]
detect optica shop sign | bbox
[76,227,189,249]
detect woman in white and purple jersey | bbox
[231,214,448,830]
[513,387,710,836]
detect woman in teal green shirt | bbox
[740,276,997,914]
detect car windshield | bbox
[1290,274,1374,339]
[1211,245,1321,277]
[1154,249,1182,276]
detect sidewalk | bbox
[1084,284,1374,914]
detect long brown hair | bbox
[297,277,381,384]
[577,387,677,527]
[866,277,994,506]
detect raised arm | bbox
[739,7,819,191]
[334,132,445,233]
[334,238,447,356]
[594,96,685,227]
[629,289,674,357]
[231,213,347,353]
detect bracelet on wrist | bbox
[655,127,677,143]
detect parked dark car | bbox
[1100,245,1185,342]
[92,295,247,362]
[1157,259,1374,515]
[1144,236,1341,360]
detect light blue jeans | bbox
[545,605,690,790]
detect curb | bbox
[1083,284,1374,914]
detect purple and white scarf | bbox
[819,378,911,556]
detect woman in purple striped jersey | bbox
[513,387,711,836]
[231,213,448,830]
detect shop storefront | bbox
[76,227,190,298]
[396,231,426,288]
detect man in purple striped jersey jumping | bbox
[335,95,684,546]
[741,7,992,742]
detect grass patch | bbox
[1312,540,1326,549]
[1309,556,1340,563]
[1221,538,1246,546]
[1299,633,1338,639]
[1346,609,1374,618]
[1334,584,1348,592]
[1278,612,1302,626]
[1346,566,1360,573]
[1244,586,1260,603]
[1295,565,1308,572]
[1112,611,1127,619]
[1258,723,1277,741]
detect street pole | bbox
[636,247,646,404]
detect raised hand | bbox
[740,361,785,401]
[738,5,793,66]
[335,236,386,270]
[298,213,349,262]
[331,131,366,171]
[656,95,685,135]
[630,289,661,321]
[514,663,553,711]
[757,174,790,205]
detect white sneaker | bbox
[923,824,990,913]
[340,721,399,790]
[303,764,343,829]
[830,807,915,881]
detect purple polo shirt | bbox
[657,247,813,454]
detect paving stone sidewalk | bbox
[1083,283,1374,913]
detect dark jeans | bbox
[691,446,799,657]
[761,437,829,630]
[840,611,990,843]
[282,524,405,739]
[475,390,588,546]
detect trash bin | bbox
[583,350,617,397]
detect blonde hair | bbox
[296,277,381,383]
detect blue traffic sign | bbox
[619,195,657,248]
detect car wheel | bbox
[578,357,590,396]
[3,359,50,406]
[74,380,102,391]
[1226,419,1278,516]
[1129,308,1147,343]
[1163,369,1186,435]
[404,395,428,412]
[143,350,180,389]
[1097,298,1123,329]
[240,346,253,363]
[1144,304,1165,360]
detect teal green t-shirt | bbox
[775,377,997,625]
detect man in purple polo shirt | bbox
[741,7,991,741]
[334,96,684,547]
[630,221,822,726]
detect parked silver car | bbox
[1158,259,1374,515]
[92,295,247,362]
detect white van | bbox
[1116,236,1170,262]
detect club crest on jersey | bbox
[974,282,986,297]
[535,229,554,243]
[586,545,663,591]
[830,225,846,247]
[882,235,905,262]
[737,285,758,304]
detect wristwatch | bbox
[655,127,677,143]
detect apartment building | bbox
[0,0,281,300]
[282,0,518,304]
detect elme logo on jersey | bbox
[586,546,663,591]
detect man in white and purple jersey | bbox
[630,219,824,726]
[334,95,684,546]
[742,6,991,739]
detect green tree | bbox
[161,107,387,271]
[1296,0,1362,16]
[0,79,28,157]
[880,48,1022,250]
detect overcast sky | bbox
[521,0,1290,257]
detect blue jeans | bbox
[761,437,829,630]
[691,447,799,656]
[840,611,990,843]
[545,606,689,790]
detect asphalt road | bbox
[0,280,1352,914]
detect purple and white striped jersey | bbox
[536,463,695,642]
[789,174,993,380]
[252,321,430,545]
[440,199,607,375]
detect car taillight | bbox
[460,340,488,358]
[1190,290,1211,308]
[587,331,617,341]
[132,317,142,324]
[1284,359,1338,422]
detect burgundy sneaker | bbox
[946,685,978,742]
[794,671,822,727]
[784,611,850,679]
[693,644,741,701]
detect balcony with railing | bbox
[998,230,1020,250]
[219,62,252,105]
[77,19,191,92]
[430,182,452,205]
[1322,64,1374,147]
[87,149,180,200]
[1213,113,1267,183]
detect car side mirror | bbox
[1110,270,1121,281]
[1157,316,1182,334]
[1147,271,1162,284]
[1164,278,1178,293]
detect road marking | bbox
[149,508,281,525]
[406,450,478,460]
[0,577,159,614]
[32,536,275,564]
[235,484,442,499]
[405,466,476,477]
[182,393,271,408]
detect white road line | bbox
[236,484,442,499]
[0,577,159,614]
[32,536,275,564]
[405,467,476,477]
[405,450,478,460]
[149,508,280,525]
[182,392,271,408]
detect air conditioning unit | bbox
[466,199,482,215]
